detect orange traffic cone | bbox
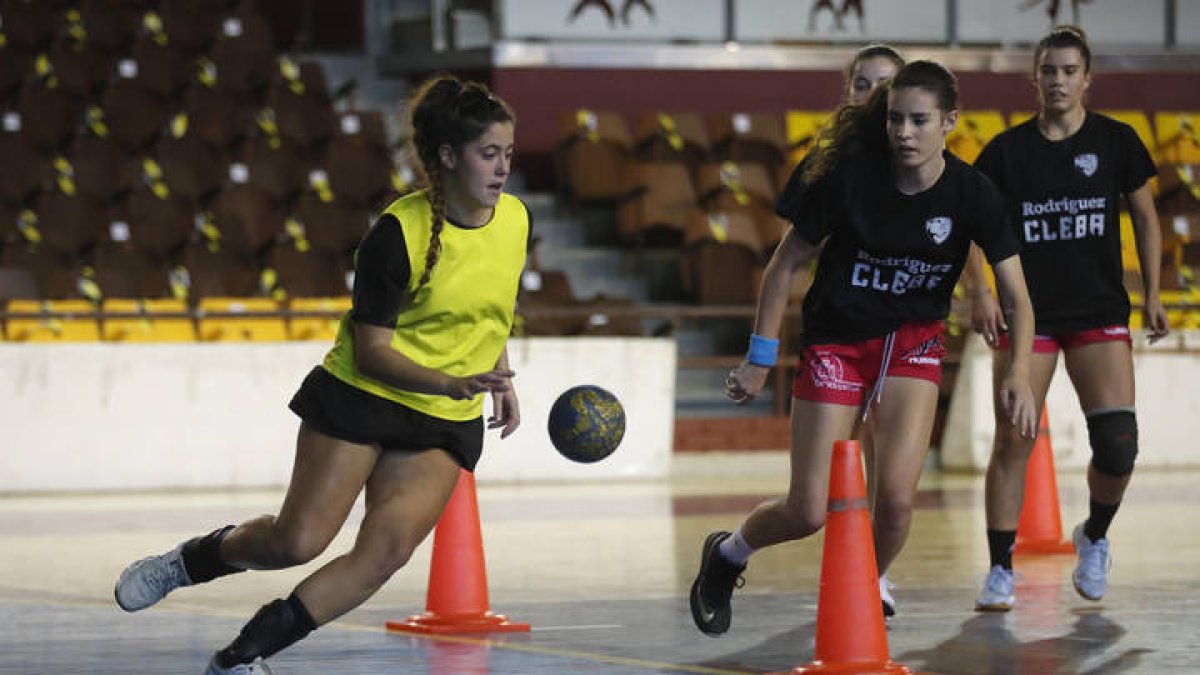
[787,441,914,674]
[1013,408,1074,555]
[387,469,530,635]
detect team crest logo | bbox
[1074,153,1098,177]
[925,216,952,245]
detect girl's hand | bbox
[998,371,1036,439]
[445,368,515,400]
[725,361,770,404]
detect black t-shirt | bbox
[974,112,1156,334]
[780,150,1019,345]
[351,212,535,329]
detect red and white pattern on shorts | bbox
[792,321,946,406]
[994,323,1131,354]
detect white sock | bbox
[718,527,756,565]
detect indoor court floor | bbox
[2,454,1198,674]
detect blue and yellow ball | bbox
[547,385,626,463]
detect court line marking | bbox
[0,594,756,674]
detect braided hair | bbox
[407,75,515,289]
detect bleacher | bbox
[0,0,412,343]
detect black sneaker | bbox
[689,531,746,636]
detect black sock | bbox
[1084,500,1120,542]
[987,529,1016,570]
[215,592,318,668]
[181,525,244,584]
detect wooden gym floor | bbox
[1,454,1198,674]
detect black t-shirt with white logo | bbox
[779,150,1019,345]
[974,112,1155,334]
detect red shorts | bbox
[791,321,946,406]
[994,324,1131,354]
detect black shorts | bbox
[288,366,484,471]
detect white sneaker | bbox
[975,565,1016,611]
[879,574,896,618]
[1072,523,1111,601]
[204,657,274,674]
[114,544,192,611]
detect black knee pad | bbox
[1086,410,1138,477]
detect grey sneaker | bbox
[114,544,192,611]
[1072,523,1110,601]
[975,565,1016,612]
[204,657,274,674]
[879,574,897,618]
[689,531,746,636]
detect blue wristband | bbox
[746,333,779,367]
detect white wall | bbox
[942,332,1200,471]
[0,338,675,492]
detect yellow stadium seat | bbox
[784,110,832,165]
[101,299,196,342]
[1100,110,1157,161]
[5,299,99,341]
[1119,212,1141,271]
[1155,112,1200,164]
[1009,111,1035,127]
[197,297,287,342]
[287,296,351,341]
[947,110,1007,163]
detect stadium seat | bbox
[156,0,224,56]
[178,81,254,152]
[72,135,140,205]
[35,189,107,255]
[1,0,59,51]
[0,125,51,206]
[208,181,286,256]
[175,241,260,301]
[122,34,199,101]
[784,110,832,165]
[696,161,776,211]
[0,265,40,302]
[125,183,196,257]
[1155,112,1200,164]
[207,4,279,98]
[17,79,86,152]
[710,112,789,178]
[0,244,81,299]
[0,41,34,104]
[555,109,635,203]
[5,299,99,341]
[93,244,171,299]
[323,112,397,209]
[238,134,312,204]
[575,294,643,336]
[633,111,712,177]
[292,189,372,256]
[516,267,583,336]
[287,296,351,341]
[617,160,700,247]
[1009,111,1035,127]
[681,210,763,305]
[1101,110,1157,162]
[263,60,336,151]
[946,111,1007,163]
[43,34,114,98]
[261,242,351,300]
[157,133,230,204]
[197,296,287,341]
[100,298,195,342]
[100,77,172,153]
[80,0,145,54]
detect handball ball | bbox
[547,385,626,463]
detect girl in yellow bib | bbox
[113,76,528,674]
